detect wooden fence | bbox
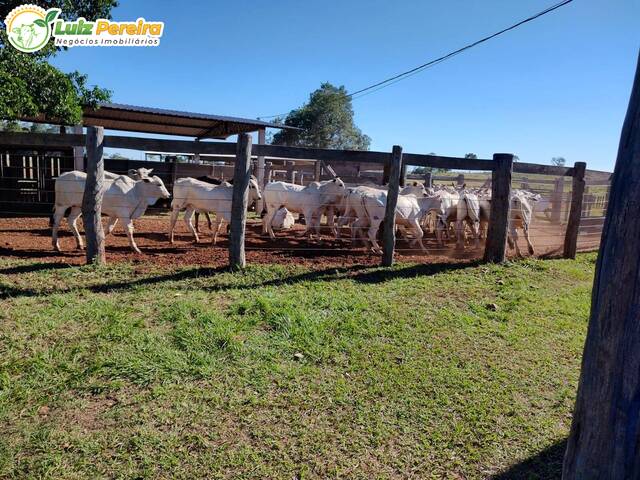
[0,130,589,266]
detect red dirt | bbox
[0,215,598,269]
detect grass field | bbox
[0,254,595,479]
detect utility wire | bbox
[257,0,574,120]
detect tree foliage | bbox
[551,156,566,167]
[271,83,370,150]
[0,1,117,125]
[464,153,477,159]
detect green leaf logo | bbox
[45,9,59,23]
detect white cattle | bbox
[508,190,539,256]
[169,177,262,244]
[52,171,170,253]
[335,183,428,240]
[262,179,346,239]
[345,188,442,253]
[271,207,295,230]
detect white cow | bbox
[262,179,346,240]
[335,183,428,240]
[169,177,262,244]
[346,188,441,253]
[52,171,170,253]
[508,190,539,256]
[271,207,295,230]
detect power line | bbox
[257,0,574,120]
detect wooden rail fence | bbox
[0,130,593,266]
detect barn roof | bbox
[80,103,294,139]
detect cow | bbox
[353,190,442,253]
[52,170,170,253]
[261,179,347,240]
[168,177,262,244]
[508,190,539,256]
[334,183,428,240]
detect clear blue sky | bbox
[51,0,639,171]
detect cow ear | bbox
[146,168,154,174]
[413,181,418,186]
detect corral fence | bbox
[0,129,606,267]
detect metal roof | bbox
[80,103,294,139]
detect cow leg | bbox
[51,206,67,251]
[211,217,223,245]
[455,219,465,249]
[205,212,213,230]
[466,218,480,248]
[523,223,535,256]
[67,207,84,250]
[168,208,181,244]
[262,208,277,240]
[368,218,383,254]
[408,219,428,252]
[509,224,522,257]
[124,217,141,254]
[106,216,118,235]
[326,206,338,238]
[194,211,200,233]
[184,207,200,243]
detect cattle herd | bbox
[50,167,540,257]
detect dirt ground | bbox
[0,215,599,269]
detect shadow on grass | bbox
[0,260,480,300]
[491,438,566,479]
[0,262,75,275]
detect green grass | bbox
[0,254,596,479]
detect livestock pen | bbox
[0,130,606,268]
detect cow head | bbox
[128,168,154,180]
[13,24,37,48]
[141,175,170,199]
[248,177,262,203]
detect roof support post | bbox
[256,128,266,214]
[73,125,84,171]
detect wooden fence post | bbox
[314,160,321,181]
[562,50,640,480]
[400,163,407,187]
[382,145,403,267]
[424,170,432,188]
[483,153,513,263]
[229,133,252,270]
[82,126,106,265]
[551,177,564,224]
[382,162,390,185]
[286,161,295,183]
[563,161,587,259]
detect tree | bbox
[271,83,370,150]
[551,156,566,167]
[0,1,116,125]
[563,52,640,479]
[464,153,477,159]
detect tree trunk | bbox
[563,50,640,479]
